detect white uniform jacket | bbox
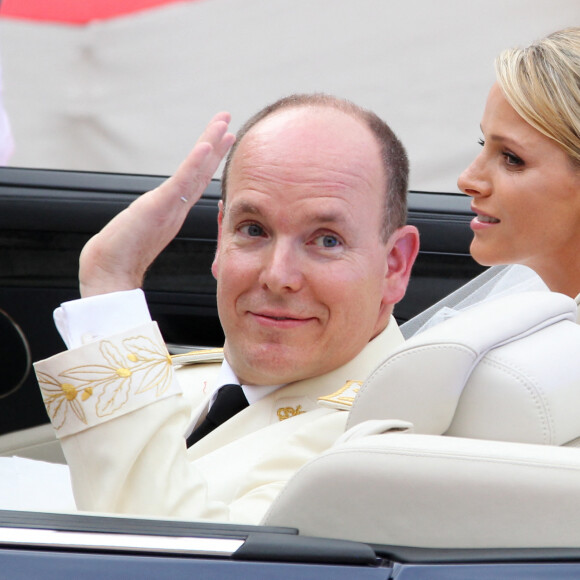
[33,317,403,524]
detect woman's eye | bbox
[478,134,523,167]
[240,223,264,237]
[314,234,341,248]
[503,151,524,167]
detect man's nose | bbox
[259,240,304,293]
[457,155,490,198]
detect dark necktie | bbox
[186,384,248,447]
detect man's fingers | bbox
[214,129,237,161]
[79,112,236,298]
[169,117,235,205]
[197,112,232,146]
[169,142,214,204]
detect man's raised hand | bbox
[79,113,236,298]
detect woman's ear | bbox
[382,225,420,305]
[211,200,225,280]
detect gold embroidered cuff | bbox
[34,322,181,437]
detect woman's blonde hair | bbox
[495,27,580,166]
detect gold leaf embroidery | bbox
[39,333,175,429]
[123,335,173,396]
[61,383,77,401]
[101,339,129,368]
[277,405,305,421]
[37,371,88,429]
[60,341,134,417]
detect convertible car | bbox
[0,166,485,435]
[1,167,579,578]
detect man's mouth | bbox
[250,311,315,327]
[259,313,304,321]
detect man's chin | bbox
[228,348,313,386]
[239,362,303,387]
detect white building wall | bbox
[0,0,577,191]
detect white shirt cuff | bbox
[54,289,152,349]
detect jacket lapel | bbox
[187,318,403,459]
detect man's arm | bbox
[33,114,238,518]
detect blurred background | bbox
[0,0,577,192]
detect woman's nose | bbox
[457,154,490,198]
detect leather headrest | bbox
[347,292,579,444]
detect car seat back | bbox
[347,291,580,445]
[263,291,580,547]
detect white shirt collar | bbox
[210,358,283,406]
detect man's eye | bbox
[240,223,264,237]
[314,234,341,248]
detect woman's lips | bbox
[475,214,500,224]
[471,207,500,230]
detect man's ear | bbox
[382,225,420,305]
[211,200,225,280]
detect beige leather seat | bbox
[263,291,580,548]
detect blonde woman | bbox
[458,27,580,314]
[403,28,579,337]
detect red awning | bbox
[0,0,202,24]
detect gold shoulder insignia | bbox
[318,380,363,410]
[171,348,224,366]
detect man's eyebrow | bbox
[225,201,351,229]
[306,211,348,225]
[225,201,262,219]
[227,202,346,220]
